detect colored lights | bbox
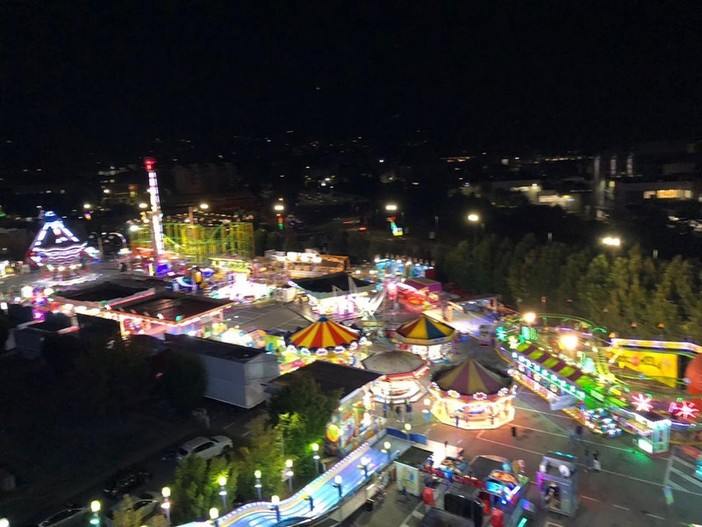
[632,393,653,413]
[671,400,699,420]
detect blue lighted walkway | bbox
[218,443,387,527]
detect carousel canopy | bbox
[289,316,360,350]
[362,351,426,375]
[395,314,455,345]
[434,358,511,396]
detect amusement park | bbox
[3,157,702,527]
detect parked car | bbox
[105,492,160,526]
[177,435,233,462]
[37,504,87,527]
[103,468,152,499]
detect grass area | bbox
[0,356,198,522]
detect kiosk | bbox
[536,451,579,517]
[633,411,671,456]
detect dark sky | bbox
[2,1,702,158]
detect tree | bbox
[238,414,286,500]
[161,350,207,415]
[61,338,151,418]
[172,455,238,523]
[111,495,142,527]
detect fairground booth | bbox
[290,272,377,318]
[266,361,384,457]
[393,314,456,363]
[429,358,516,430]
[362,351,430,403]
[537,451,579,518]
[395,278,442,313]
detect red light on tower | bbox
[144,157,156,171]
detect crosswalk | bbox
[663,450,702,498]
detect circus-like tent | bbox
[429,358,516,430]
[362,351,430,403]
[289,316,360,354]
[394,314,456,362]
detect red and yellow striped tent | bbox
[289,316,360,350]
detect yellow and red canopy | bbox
[289,317,360,350]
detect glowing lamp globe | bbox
[685,354,702,396]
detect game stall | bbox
[536,451,579,518]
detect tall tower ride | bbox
[144,157,165,264]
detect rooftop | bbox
[396,445,433,467]
[112,292,232,322]
[292,272,373,293]
[268,361,381,399]
[165,334,267,362]
[57,282,151,303]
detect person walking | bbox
[584,449,592,472]
[592,450,601,472]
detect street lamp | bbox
[404,422,412,441]
[332,475,343,500]
[385,203,398,212]
[161,487,171,526]
[0,517,8,527]
[360,456,370,479]
[254,469,263,501]
[304,495,314,512]
[522,312,536,326]
[383,440,392,462]
[270,496,281,523]
[467,212,480,224]
[217,475,228,510]
[89,500,101,527]
[208,508,219,527]
[200,202,210,211]
[285,459,294,493]
[601,235,621,248]
[83,203,92,210]
[311,443,321,476]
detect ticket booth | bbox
[634,412,671,456]
[536,451,579,518]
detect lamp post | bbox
[217,475,228,510]
[601,235,621,259]
[304,495,314,512]
[332,475,343,500]
[0,518,8,527]
[311,443,321,476]
[89,500,101,527]
[285,459,294,494]
[404,422,412,441]
[161,487,171,526]
[274,200,285,230]
[467,212,481,245]
[208,508,219,527]
[360,456,370,479]
[270,496,281,523]
[383,440,392,462]
[254,469,263,501]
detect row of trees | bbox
[438,232,702,341]
[170,376,339,523]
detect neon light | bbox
[675,401,699,420]
[632,393,653,413]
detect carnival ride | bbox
[26,211,87,269]
[217,443,385,527]
[498,313,702,444]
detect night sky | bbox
[2,1,702,160]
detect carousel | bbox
[394,314,456,362]
[362,351,430,403]
[280,316,369,371]
[429,358,516,430]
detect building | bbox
[164,334,280,409]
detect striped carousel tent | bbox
[434,358,511,397]
[395,314,456,346]
[289,316,360,350]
